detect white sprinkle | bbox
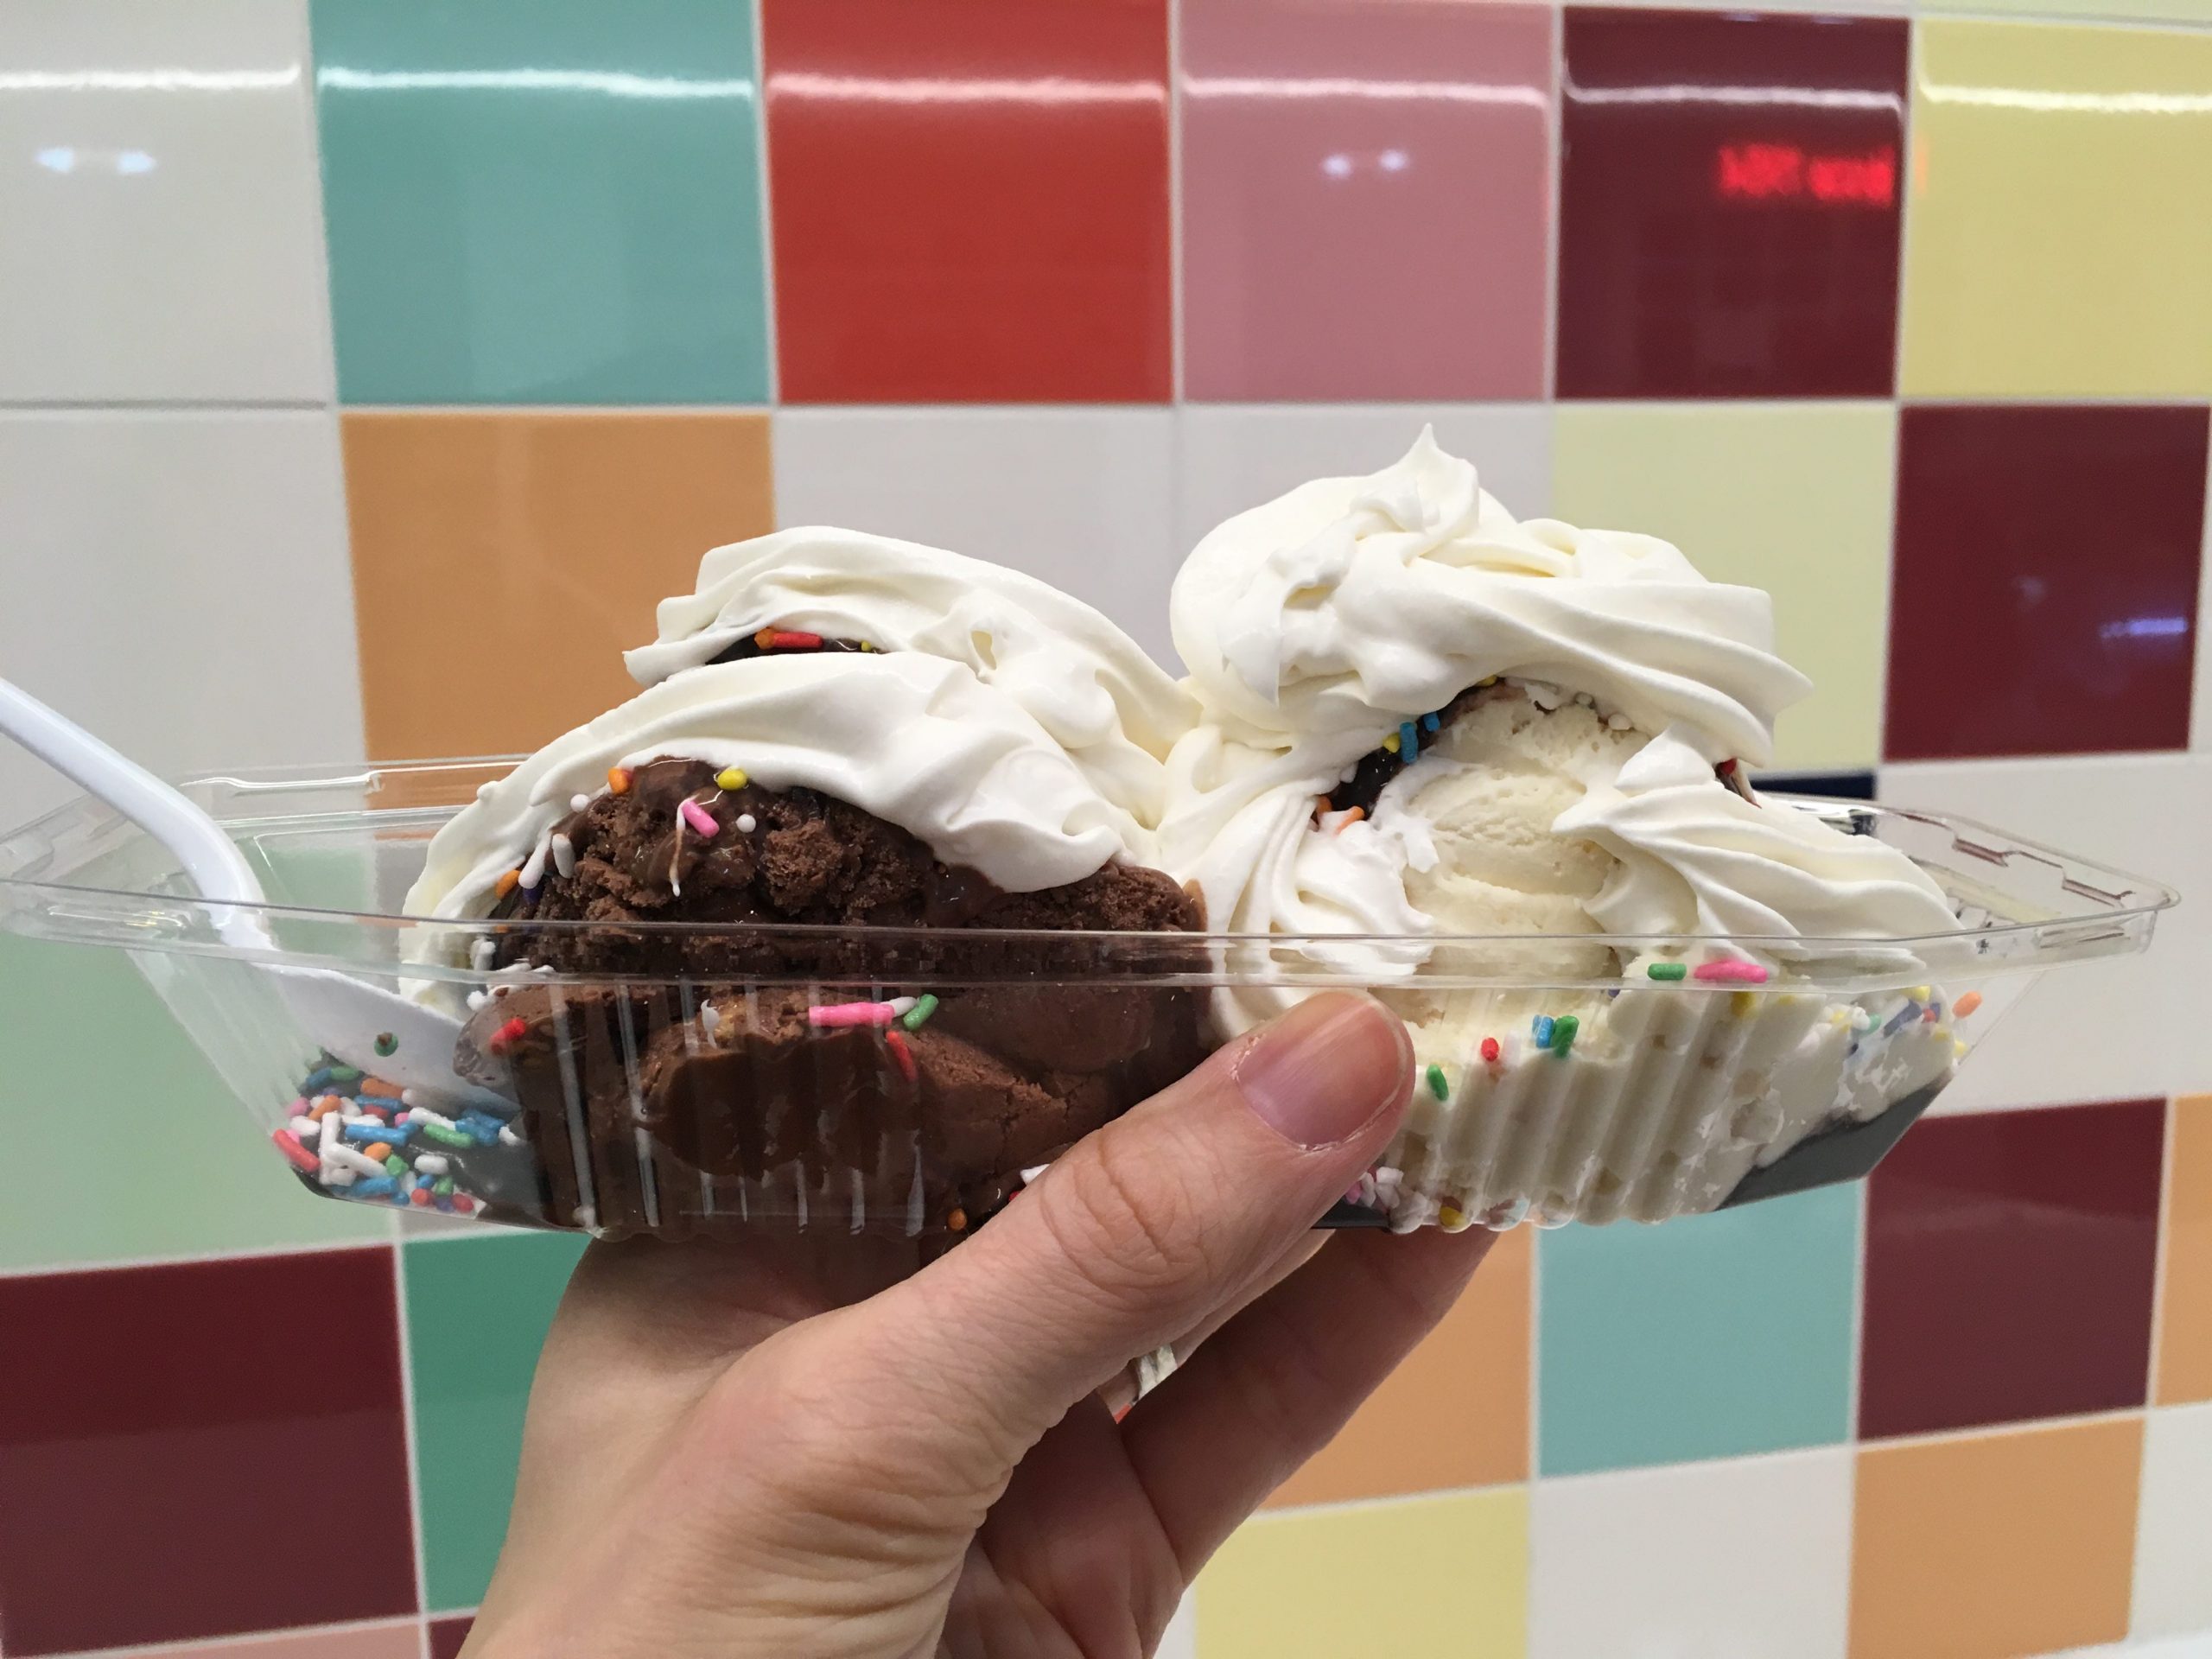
[412,1153,451,1177]
[518,836,550,891]
[887,996,918,1016]
[288,1116,317,1138]
[322,1166,359,1188]
[499,1124,524,1148]
[570,792,592,812]
[734,812,757,834]
[470,938,498,970]
[466,990,489,1012]
[400,1089,419,1108]
[1020,1164,1051,1184]
[700,1004,722,1037]
[327,1143,387,1179]
[1606,712,1633,730]
[319,1113,343,1155]
[407,1105,458,1131]
[551,832,576,879]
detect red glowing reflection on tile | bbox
[764,0,1172,404]
[1555,7,1909,399]
[1886,404,2207,760]
[1859,1101,2164,1440]
[0,1250,416,1655]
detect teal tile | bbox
[1537,1186,1860,1476]
[405,1230,588,1610]
[313,0,769,404]
[0,935,387,1273]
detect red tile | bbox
[1179,0,1552,401]
[0,1250,416,1655]
[429,1616,474,1659]
[1555,8,1907,399]
[1886,405,2207,760]
[764,0,1172,404]
[1859,1101,2164,1440]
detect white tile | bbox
[1174,404,1554,557]
[0,0,334,403]
[772,407,1179,664]
[0,411,364,823]
[2134,1403,2212,1640]
[1156,1587,1197,1659]
[1881,755,2212,1109]
[1529,1448,1853,1659]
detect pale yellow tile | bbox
[1551,403,1896,771]
[1901,19,2212,398]
[1196,1488,1528,1658]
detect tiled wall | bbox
[3,0,2212,1655]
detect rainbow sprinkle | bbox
[1551,1014,1579,1056]
[1426,1064,1449,1100]
[1692,959,1770,985]
[902,993,939,1031]
[1647,961,1688,981]
[808,1000,899,1028]
[677,798,718,838]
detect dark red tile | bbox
[1886,405,2207,760]
[1555,8,1907,398]
[764,0,1172,404]
[429,1615,475,1658]
[1859,1101,2164,1440]
[0,1249,416,1655]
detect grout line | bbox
[1859,1403,2147,1455]
[0,1233,391,1281]
[2148,1096,2177,1404]
[389,1236,435,1629]
[1541,2,1565,406]
[749,0,782,410]
[1259,1476,1529,1524]
[1847,1179,1870,1445]
[291,0,341,409]
[1527,1224,1543,1484]
[1166,0,1185,408]
[0,399,333,414]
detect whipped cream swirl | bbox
[405,652,1151,929]
[626,526,1194,829]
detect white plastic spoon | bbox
[0,676,501,1107]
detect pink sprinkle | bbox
[678,798,719,838]
[807,1001,898,1028]
[1692,959,1770,984]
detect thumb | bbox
[845,992,1413,1464]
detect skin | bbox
[465,994,1497,1658]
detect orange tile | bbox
[1266,1226,1529,1508]
[342,411,774,760]
[2158,1095,2212,1404]
[133,1623,422,1659]
[1849,1419,2143,1659]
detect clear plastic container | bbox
[0,759,2176,1239]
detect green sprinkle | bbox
[1552,1014,1580,1056]
[1647,961,1688,982]
[433,1176,456,1198]
[327,1065,362,1082]
[1426,1064,1449,1100]
[902,993,940,1031]
[385,1154,406,1177]
[421,1122,473,1149]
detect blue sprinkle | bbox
[1882,1003,1919,1037]
[341,1122,391,1144]
[1400,721,1419,764]
[351,1177,397,1198]
[1421,711,1440,732]
[1532,1014,1555,1050]
[302,1067,334,1095]
[456,1112,504,1146]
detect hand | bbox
[465,993,1497,1658]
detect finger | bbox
[1098,1233,1332,1419]
[1122,1224,1497,1573]
[831,992,1414,1470]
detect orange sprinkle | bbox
[494,868,520,899]
[359,1077,403,1099]
[1334,806,1366,835]
[946,1206,969,1234]
[308,1097,340,1121]
[607,766,632,796]
[365,1142,392,1161]
[754,626,776,647]
[1953,991,1983,1018]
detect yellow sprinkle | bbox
[715,766,748,791]
[1439,1205,1465,1230]
[1382,732,1402,753]
[1955,1039,1969,1059]
[1910,985,1931,1003]
[858,640,875,652]
[1732,990,1758,1016]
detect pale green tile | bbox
[0,933,386,1273]
[406,1230,589,1610]
[1537,1185,1861,1476]
[1553,403,1897,772]
[313,0,769,404]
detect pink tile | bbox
[130,1624,424,1659]
[1180,0,1553,401]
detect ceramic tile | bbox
[1850,1419,2144,1659]
[0,410,364,825]
[1179,0,1551,402]
[2159,1095,2212,1405]
[0,934,388,1273]
[405,1231,588,1611]
[1880,753,2212,1112]
[428,1618,474,1659]
[312,0,768,405]
[1552,402,1895,770]
[1536,1184,1858,1475]
[0,1250,416,1654]
[1554,9,1908,400]
[762,0,1171,404]
[1266,1228,1529,1509]
[0,0,333,404]
[1899,20,2212,399]
[1173,405,1554,565]
[1859,1100,2164,1439]
[1156,1592,1195,1659]
[1886,405,2206,762]
[340,410,774,760]
[1196,1488,1527,1658]
[771,407,1176,663]
[1529,1447,1852,1659]
[125,1625,425,1659]
[2134,1403,2212,1639]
